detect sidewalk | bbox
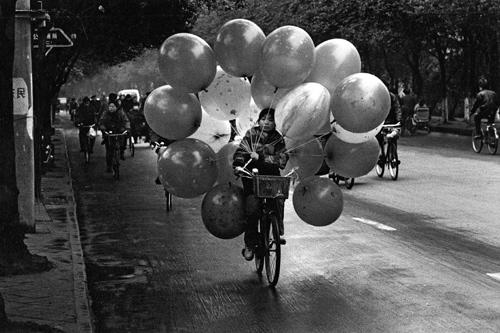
[0,118,93,332]
[429,116,474,136]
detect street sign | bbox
[33,27,74,49]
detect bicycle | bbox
[78,123,96,165]
[104,130,128,180]
[328,171,354,189]
[375,123,401,180]
[235,166,293,287]
[151,141,173,212]
[472,121,498,155]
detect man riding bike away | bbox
[376,85,402,165]
[233,108,288,261]
[75,96,97,154]
[99,101,130,172]
[471,78,500,139]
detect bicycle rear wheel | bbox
[264,214,281,287]
[387,142,399,180]
[472,129,483,153]
[487,128,498,155]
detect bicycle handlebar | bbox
[103,130,128,136]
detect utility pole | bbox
[13,0,35,232]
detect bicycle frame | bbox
[104,131,127,179]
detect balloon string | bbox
[283,132,332,154]
[229,122,253,153]
[253,87,279,152]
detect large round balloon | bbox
[215,142,242,186]
[201,183,246,239]
[199,66,252,120]
[250,71,291,110]
[283,138,324,180]
[189,108,231,152]
[332,121,383,144]
[235,98,260,137]
[324,135,379,178]
[144,85,202,140]
[306,39,361,97]
[292,176,343,227]
[330,73,390,133]
[158,33,217,93]
[275,82,331,142]
[214,19,266,77]
[260,25,315,88]
[157,139,218,198]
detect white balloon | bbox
[235,98,260,137]
[332,121,384,144]
[199,66,252,120]
[189,108,232,152]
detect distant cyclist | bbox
[99,101,130,172]
[75,96,96,154]
[470,78,499,139]
[376,83,402,165]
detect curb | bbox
[60,128,94,333]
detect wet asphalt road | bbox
[62,115,500,333]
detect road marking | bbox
[486,273,500,282]
[352,217,397,231]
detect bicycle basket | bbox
[414,107,429,122]
[253,175,291,199]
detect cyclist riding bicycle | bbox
[471,78,500,139]
[99,101,130,172]
[75,96,97,154]
[233,108,288,261]
[376,84,402,166]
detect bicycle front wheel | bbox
[472,129,483,153]
[254,219,265,275]
[165,190,173,212]
[113,150,120,180]
[387,142,399,180]
[264,214,281,287]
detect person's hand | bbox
[250,152,259,160]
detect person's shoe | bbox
[155,176,162,185]
[242,247,254,261]
[377,157,384,167]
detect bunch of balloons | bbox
[145,18,391,239]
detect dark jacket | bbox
[385,92,402,124]
[471,89,499,115]
[75,104,96,126]
[99,108,130,133]
[233,126,288,176]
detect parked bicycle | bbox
[78,123,96,165]
[472,121,498,155]
[104,130,128,180]
[235,166,294,287]
[328,171,354,189]
[376,123,401,180]
[151,141,173,212]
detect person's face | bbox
[258,114,275,132]
[109,103,117,113]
